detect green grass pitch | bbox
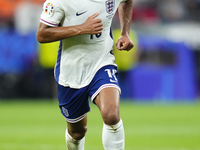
[0,100,200,150]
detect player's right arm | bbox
[37,12,103,43]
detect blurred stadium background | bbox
[0,0,200,150]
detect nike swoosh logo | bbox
[76,11,87,16]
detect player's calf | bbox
[65,128,86,150]
[102,119,125,150]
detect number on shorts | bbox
[105,69,118,83]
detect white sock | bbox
[102,119,125,150]
[65,128,85,150]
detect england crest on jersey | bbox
[106,0,115,14]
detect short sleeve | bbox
[40,0,65,27]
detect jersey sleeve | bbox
[40,0,65,27]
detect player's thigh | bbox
[67,115,88,140]
[94,87,120,125]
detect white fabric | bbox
[65,128,85,150]
[40,0,123,88]
[102,119,125,150]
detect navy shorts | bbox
[57,65,121,123]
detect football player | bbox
[37,0,133,149]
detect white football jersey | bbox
[40,0,124,88]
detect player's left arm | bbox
[116,0,134,51]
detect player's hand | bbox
[116,35,134,51]
[81,12,103,34]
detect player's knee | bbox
[102,109,120,125]
[70,126,87,140]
